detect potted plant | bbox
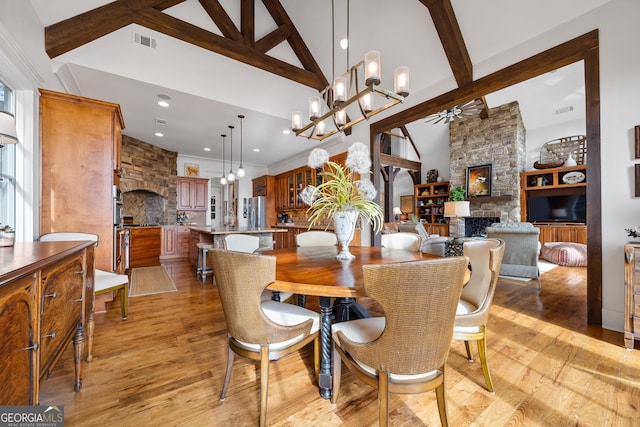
[449,185,466,201]
[300,142,384,260]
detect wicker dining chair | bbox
[331,256,469,427]
[454,238,505,393]
[209,248,320,427]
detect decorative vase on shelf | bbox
[333,210,358,260]
[565,153,577,167]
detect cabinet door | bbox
[40,255,84,379]
[192,180,208,210]
[176,228,191,256]
[177,179,193,210]
[576,226,587,244]
[0,275,37,405]
[162,226,176,256]
[557,227,577,243]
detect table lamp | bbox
[444,201,470,242]
[393,207,402,222]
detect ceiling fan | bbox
[424,99,485,124]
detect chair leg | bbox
[477,331,495,393]
[330,343,341,404]
[297,294,306,307]
[201,248,208,285]
[378,372,389,427]
[435,377,449,427]
[259,346,270,427]
[220,345,235,401]
[464,340,474,361]
[120,283,129,320]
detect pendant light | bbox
[237,114,245,178]
[220,134,227,185]
[226,125,235,182]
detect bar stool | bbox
[196,242,215,284]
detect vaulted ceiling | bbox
[28,0,605,166]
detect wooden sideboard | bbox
[0,241,96,405]
[624,243,640,349]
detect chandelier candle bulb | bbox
[335,109,346,126]
[394,66,410,97]
[333,77,347,105]
[364,51,381,86]
[292,111,302,132]
[361,92,373,113]
[309,96,322,120]
[315,121,326,137]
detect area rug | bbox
[499,260,559,282]
[129,266,177,297]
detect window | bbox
[0,80,15,231]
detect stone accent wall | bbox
[449,101,526,222]
[120,135,178,224]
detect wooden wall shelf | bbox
[468,195,513,204]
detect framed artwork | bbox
[184,163,199,177]
[635,126,640,159]
[466,164,492,197]
[400,195,414,213]
[636,164,640,197]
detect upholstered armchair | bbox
[485,222,541,287]
[398,222,448,256]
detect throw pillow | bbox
[542,242,587,267]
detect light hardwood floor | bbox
[39,259,640,426]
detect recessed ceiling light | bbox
[155,132,163,137]
[157,94,171,107]
[253,148,260,152]
[282,129,290,135]
[204,147,211,151]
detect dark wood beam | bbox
[198,0,241,41]
[400,125,421,160]
[379,153,421,171]
[45,0,187,58]
[420,0,473,86]
[254,25,290,53]
[240,0,255,45]
[262,0,329,90]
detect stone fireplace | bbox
[120,136,178,224]
[449,101,526,223]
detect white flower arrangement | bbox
[300,142,383,233]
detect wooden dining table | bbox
[263,245,443,399]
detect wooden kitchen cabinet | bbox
[161,226,190,260]
[39,89,124,271]
[177,177,209,211]
[0,241,95,405]
[252,175,277,227]
[534,224,587,246]
[129,227,162,268]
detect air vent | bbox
[133,31,157,49]
[555,105,574,115]
[155,118,167,125]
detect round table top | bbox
[263,246,440,298]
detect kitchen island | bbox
[188,226,287,268]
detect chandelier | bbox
[292,0,409,141]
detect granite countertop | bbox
[189,226,287,234]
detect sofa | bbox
[485,222,541,286]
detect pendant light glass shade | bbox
[227,125,235,182]
[364,50,381,86]
[291,111,302,132]
[333,76,347,106]
[219,134,227,185]
[237,115,245,178]
[309,96,322,120]
[394,66,410,97]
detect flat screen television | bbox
[527,192,586,223]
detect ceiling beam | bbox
[420,0,472,86]
[372,30,599,133]
[44,0,327,90]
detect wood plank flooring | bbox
[39,259,640,426]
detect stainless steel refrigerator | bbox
[247,196,266,229]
